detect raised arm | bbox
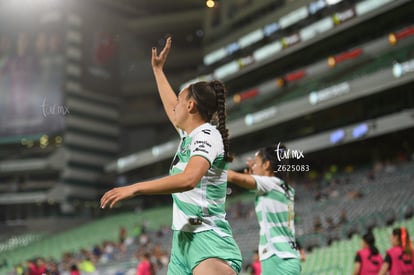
[151,37,177,127]
[227,170,257,190]
[100,156,210,209]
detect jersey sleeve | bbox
[384,253,392,265]
[251,175,284,194]
[189,129,222,166]
[354,252,362,263]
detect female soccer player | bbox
[100,37,242,275]
[227,145,301,275]
[353,231,383,275]
[378,227,414,275]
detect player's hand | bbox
[243,157,254,174]
[100,185,135,209]
[151,36,171,70]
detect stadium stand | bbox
[301,218,414,275]
[1,159,413,274]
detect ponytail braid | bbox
[362,231,379,257]
[210,80,233,162]
[188,80,233,162]
[401,227,413,259]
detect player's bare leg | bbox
[193,258,236,275]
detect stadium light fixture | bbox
[40,135,49,149]
[233,94,241,104]
[276,78,285,88]
[352,123,369,138]
[330,129,345,144]
[388,33,397,45]
[328,56,336,67]
[206,0,215,8]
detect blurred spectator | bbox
[314,189,329,201]
[326,217,336,231]
[384,160,396,173]
[328,186,339,198]
[347,189,364,200]
[100,241,116,263]
[119,226,127,245]
[141,223,148,234]
[296,240,306,262]
[118,226,128,254]
[139,232,150,246]
[313,217,323,233]
[250,250,261,275]
[69,264,80,275]
[353,231,383,275]
[152,243,169,270]
[92,245,102,260]
[338,210,348,226]
[132,223,142,239]
[48,260,60,275]
[373,160,384,172]
[14,263,24,275]
[379,227,414,275]
[28,258,47,275]
[365,170,375,182]
[136,252,154,275]
[78,257,96,273]
[161,224,169,236]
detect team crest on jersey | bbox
[180,142,190,155]
[177,137,191,159]
[170,138,190,170]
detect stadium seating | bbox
[301,217,414,275]
[1,160,413,275]
[295,161,414,249]
[229,40,414,121]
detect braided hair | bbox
[393,227,414,259]
[362,231,379,256]
[187,80,233,162]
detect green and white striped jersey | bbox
[169,123,232,237]
[251,175,299,261]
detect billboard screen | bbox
[0,4,65,140]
